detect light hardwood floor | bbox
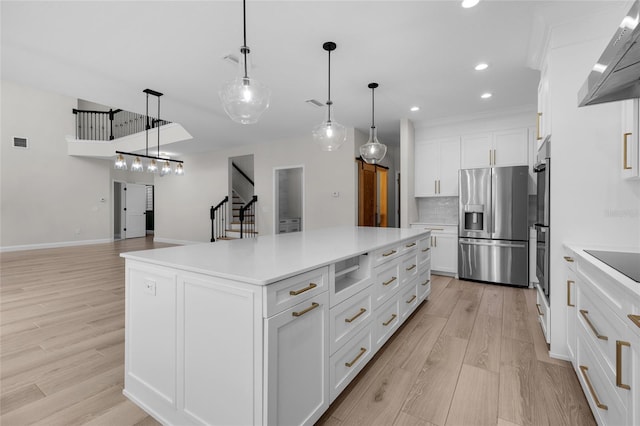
[1,238,594,426]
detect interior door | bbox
[357,161,388,227]
[125,183,147,238]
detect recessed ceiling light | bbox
[462,0,480,8]
[410,106,420,112]
[592,63,607,73]
[481,92,492,99]
[474,63,489,71]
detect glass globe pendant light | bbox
[131,157,143,172]
[312,41,346,151]
[359,82,387,164]
[219,0,271,124]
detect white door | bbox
[125,183,147,238]
[493,128,528,167]
[414,141,439,196]
[438,137,461,196]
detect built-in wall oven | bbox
[534,136,550,301]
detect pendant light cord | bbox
[327,48,332,123]
[157,95,161,157]
[242,0,249,79]
[371,86,375,129]
[145,92,149,156]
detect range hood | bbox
[578,0,640,107]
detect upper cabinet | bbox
[537,62,551,142]
[414,137,460,197]
[460,128,529,169]
[621,99,639,180]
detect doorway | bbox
[274,166,304,234]
[357,160,388,227]
[113,181,149,239]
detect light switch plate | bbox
[144,280,156,296]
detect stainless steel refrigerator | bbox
[458,165,529,286]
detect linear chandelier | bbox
[114,89,184,176]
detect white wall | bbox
[1,80,113,249]
[153,129,358,243]
[400,118,418,227]
[546,10,640,358]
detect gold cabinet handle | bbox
[345,347,367,367]
[580,310,608,341]
[567,280,575,307]
[579,365,608,410]
[564,256,574,263]
[406,264,416,271]
[345,308,367,323]
[434,180,438,194]
[405,242,416,248]
[536,303,544,316]
[292,302,319,317]
[438,180,441,194]
[616,340,631,390]
[629,314,640,328]
[426,228,444,231]
[623,132,632,170]
[382,313,397,326]
[406,295,417,304]
[382,250,397,257]
[434,237,437,247]
[493,149,496,165]
[489,149,492,165]
[421,279,430,286]
[422,248,430,252]
[289,282,317,296]
[382,276,397,286]
[537,112,542,140]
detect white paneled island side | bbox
[121,226,431,426]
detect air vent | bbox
[13,137,28,148]
[223,54,239,65]
[305,99,324,108]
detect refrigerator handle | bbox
[491,168,496,236]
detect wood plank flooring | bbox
[1,239,595,426]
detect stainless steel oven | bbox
[534,136,550,300]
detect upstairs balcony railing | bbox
[72,108,171,141]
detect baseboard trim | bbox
[549,351,570,362]
[0,238,113,252]
[152,237,201,246]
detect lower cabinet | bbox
[536,284,550,344]
[410,224,457,276]
[564,253,577,365]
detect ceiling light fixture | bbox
[219,0,270,124]
[410,106,420,112]
[474,63,489,71]
[114,89,184,176]
[462,0,480,8]
[481,92,493,99]
[360,83,387,164]
[312,41,346,151]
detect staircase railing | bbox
[72,108,171,141]
[210,196,229,242]
[239,195,258,239]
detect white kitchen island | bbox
[121,226,431,426]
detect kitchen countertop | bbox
[564,244,640,297]
[121,226,429,285]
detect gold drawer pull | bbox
[536,112,542,140]
[289,282,317,296]
[382,276,397,286]
[616,340,631,390]
[406,295,417,304]
[406,264,416,271]
[624,132,632,170]
[382,250,397,257]
[345,347,367,367]
[567,280,575,307]
[405,242,416,248]
[536,303,544,316]
[580,310,608,341]
[292,302,319,317]
[629,314,640,329]
[579,365,608,410]
[422,248,430,252]
[427,228,444,231]
[564,256,574,263]
[422,279,430,286]
[345,308,367,323]
[383,314,397,326]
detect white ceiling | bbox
[1,1,624,155]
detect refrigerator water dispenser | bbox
[463,204,485,231]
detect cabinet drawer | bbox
[400,253,419,286]
[329,324,373,402]
[400,239,419,255]
[400,281,419,321]
[373,261,400,308]
[374,295,400,350]
[536,286,550,344]
[265,267,329,317]
[579,280,631,380]
[372,244,402,267]
[577,332,628,426]
[418,245,431,271]
[417,270,431,302]
[329,287,373,355]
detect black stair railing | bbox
[239,195,258,239]
[72,108,171,141]
[210,196,229,242]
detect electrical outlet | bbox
[332,191,340,197]
[144,280,156,296]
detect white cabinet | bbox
[265,292,330,426]
[414,137,460,196]
[537,61,551,142]
[536,283,550,344]
[621,99,639,180]
[410,224,457,276]
[563,252,577,365]
[460,128,529,169]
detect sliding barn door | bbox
[358,161,388,227]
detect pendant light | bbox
[359,82,387,164]
[219,0,271,124]
[312,41,346,151]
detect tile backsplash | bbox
[417,197,459,225]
